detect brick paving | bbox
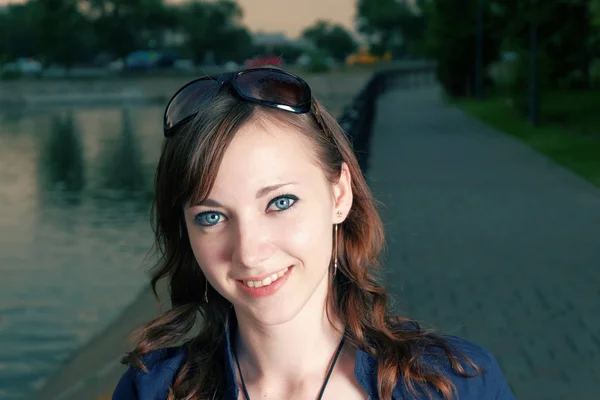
[366,85,600,399]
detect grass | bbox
[456,89,600,187]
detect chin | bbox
[235,295,308,326]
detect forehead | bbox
[210,117,322,194]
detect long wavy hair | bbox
[122,83,481,399]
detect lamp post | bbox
[475,0,484,100]
[529,0,539,126]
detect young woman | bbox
[112,68,515,399]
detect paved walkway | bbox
[366,85,600,399]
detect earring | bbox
[333,224,338,277]
[336,211,342,219]
[204,279,209,304]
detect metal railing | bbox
[338,64,437,171]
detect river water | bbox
[0,105,165,399]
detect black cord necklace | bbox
[234,337,346,400]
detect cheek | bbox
[187,228,229,275]
[280,205,332,264]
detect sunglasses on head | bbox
[163,67,313,137]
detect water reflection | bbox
[0,108,26,127]
[0,104,164,399]
[38,113,85,206]
[97,109,147,200]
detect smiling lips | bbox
[236,266,293,298]
[241,267,289,288]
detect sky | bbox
[0,0,357,39]
[232,0,357,39]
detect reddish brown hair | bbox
[122,85,481,399]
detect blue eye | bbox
[195,212,224,227]
[268,195,298,212]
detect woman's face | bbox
[184,117,352,325]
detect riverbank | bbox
[29,284,167,400]
[0,72,370,123]
[0,62,433,115]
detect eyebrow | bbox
[255,182,297,199]
[194,182,297,208]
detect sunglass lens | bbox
[236,70,311,110]
[164,79,217,131]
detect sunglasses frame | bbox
[163,67,313,137]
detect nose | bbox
[231,218,276,269]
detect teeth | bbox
[244,267,289,288]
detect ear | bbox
[332,162,353,223]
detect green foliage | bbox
[31,0,95,67]
[425,0,597,97]
[0,0,253,67]
[357,0,427,57]
[84,0,172,58]
[301,20,357,62]
[178,0,252,64]
[303,50,332,73]
[498,0,592,89]
[0,69,23,80]
[591,0,600,26]
[0,4,40,59]
[425,0,493,97]
[591,59,600,87]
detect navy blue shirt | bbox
[113,319,515,399]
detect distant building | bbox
[253,32,292,47]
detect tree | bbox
[591,0,600,61]
[357,0,427,57]
[29,0,95,67]
[0,3,41,62]
[425,0,486,96]
[177,0,253,64]
[590,0,600,26]
[0,9,9,62]
[0,1,94,67]
[82,0,171,58]
[489,0,593,89]
[301,20,357,62]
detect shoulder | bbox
[399,335,515,400]
[112,345,188,400]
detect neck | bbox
[233,276,344,384]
